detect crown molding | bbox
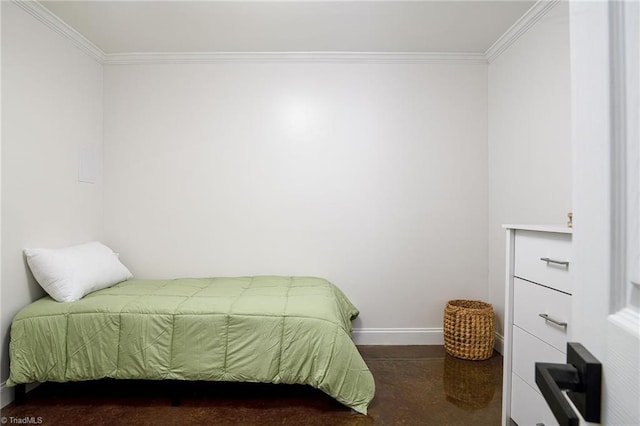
[12,0,105,63]
[484,0,560,63]
[103,51,487,65]
[14,0,556,66]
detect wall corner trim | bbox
[12,0,106,63]
[484,0,561,63]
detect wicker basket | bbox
[443,300,495,360]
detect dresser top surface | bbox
[502,224,573,234]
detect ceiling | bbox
[40,1,536,54]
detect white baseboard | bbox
[352,327,444,345]
[352,328,506,355]
[1,381,14,409]
[1,381,39,408]
[494,332,504,355]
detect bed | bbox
[7,276,375,414]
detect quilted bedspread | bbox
[7,276,375,414]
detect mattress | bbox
[7,276,375,414]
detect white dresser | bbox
[502,225,572,426]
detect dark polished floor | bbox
[1,346,503,425]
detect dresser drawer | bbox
[512,325,566,389]
[514,230,571,293]
[511,373,559,426]
[513,278,570,352]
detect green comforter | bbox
[8,276,374,414]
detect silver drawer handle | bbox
[539,313,568,328]
[540,257,570,267]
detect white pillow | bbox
[24,241,133,302]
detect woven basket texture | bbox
[443,299,495,361]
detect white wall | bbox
[487,1,572,339]
[103,62,488,340]
[0,0,578,409]
[1,1,103,400]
